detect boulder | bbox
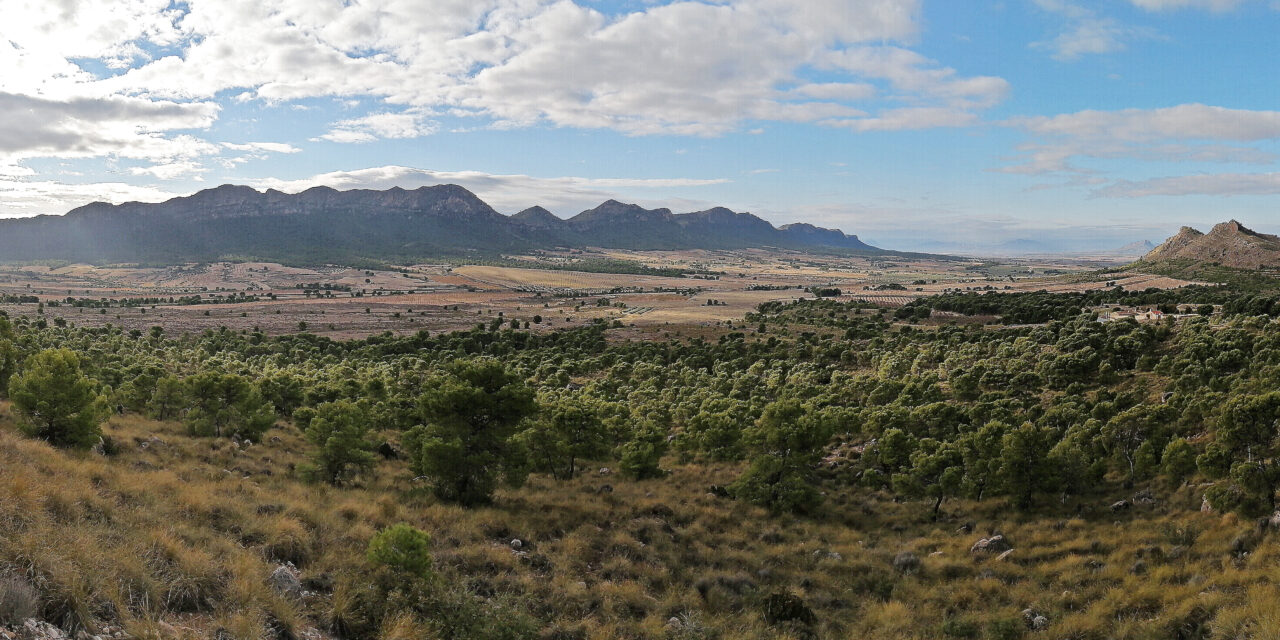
[891,552,920,574]
[1110,500,1130,512]
[269,563,303,599]
[510,538,523,551]
[996,549,1015,562]
[19,620,66,640]
[970,535,1012,555]
[1031,615,1049,631]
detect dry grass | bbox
[0,403,1276,639]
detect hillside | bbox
[0,185,881,265]
[1142,220,1280,269]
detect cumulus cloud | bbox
[0,92,218,164]
[0,0,1007,195]
[0,178,180,217]
[76,0,999,137]
[251,165,732,214]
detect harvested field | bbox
[0,252,1206,338]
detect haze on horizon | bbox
[3,0,1280,253]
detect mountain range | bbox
[0,184,881,264]
[1142,220,1280,269]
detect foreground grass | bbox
[0,403,1275,639]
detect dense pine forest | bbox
[5,286,1280,639]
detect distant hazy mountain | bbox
[1107,240,1156,256]
[0,184,882,264]
[1142,220,1280,269]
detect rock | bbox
[269,436,282,444]
[1268,511,1280,529]
[929,551,944,557]
[598,467,612,476]
[91,438,105,456]
[269,563,303,599]
[509,538,523,551]
[892,551,920,574]
[20,620,67,640]
[1110,500,1130,512]
[1129,560,1147,575]
[708,485,731,498]
[1031,615,1049,631]
[1132,489,1155,504]
[1021,608,1037,624]
[996,549,1015,562]
[1231,531,1260,556]
[970,535,1012,555]
[665,617,682,631]
[1201,496,1214,513]
[956,522,974,534]
[155,621,179,639]
[596,484,613,495]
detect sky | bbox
[3,0,1280,252]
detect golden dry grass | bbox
[0,399,1277,639]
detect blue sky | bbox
[3,0,1280,252]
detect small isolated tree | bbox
[366,523,433,580]
[8,348,109,449]
[304,400,377,485]
[730,398,831,515]
[404,359,536,506]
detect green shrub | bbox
[367,524,433,579]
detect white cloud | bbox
[1014,104,1280,142]
[317,111,438,144]
[128,160,208,180]
[1032,1,1159,61]
[1002,104,1280,176]
[221,142,301,154]
[1127,0,1247,10]
[251,165,731,214]
[0,92,218,164]
[75,0,998,137]
[0,178,180,217]
[1096,172,1280,197]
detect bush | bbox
[0,575,38,626]
[367,524,433,580]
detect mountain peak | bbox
[1144,220,1280,269]
[511,206,564,229]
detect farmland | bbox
[0,249,1200,338]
